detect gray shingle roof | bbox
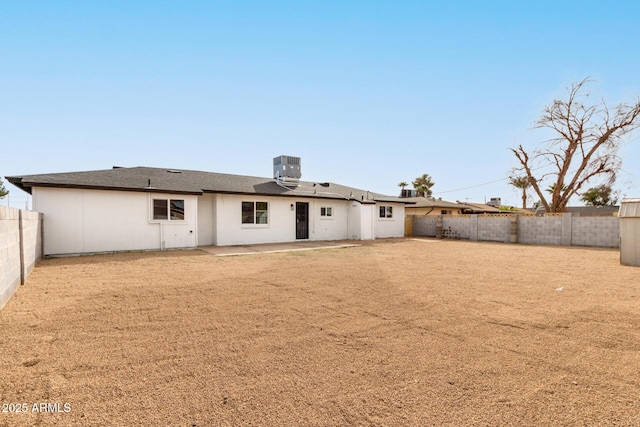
[6,166,411,204]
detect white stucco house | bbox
[7,156,410,256]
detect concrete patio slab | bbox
[198,240,361,256]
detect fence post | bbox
[510,215,518,243]
[470,215,478,241]
[39,213,44,260]
[18,210,25,285]
[436,215,443,239]
[561,213,572,246]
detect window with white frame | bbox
[320,207,333,217]
[242,201,269,224]
[379,205,393,218]
[153,199,185,220]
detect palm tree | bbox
[509,176,531,209]
[412,174,435,198]
[398,181,408,196]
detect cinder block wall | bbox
[478,216,511,243]
[518,216,562,245]
[413,216,437,237]
[0,207,21,310]
[442,217,471,239]
[413,214,619,248]
[0,207,43,310]
[572,216,620,248]
[21,210,43,279]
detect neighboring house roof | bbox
[6,166,412,204]
[403,197,469,210]
[460,203,535,214]
[564,206,619,216]
[459,202,502,214]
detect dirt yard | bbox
[0,238,638,426]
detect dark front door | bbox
[296,202,309,239]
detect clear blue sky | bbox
[2,1,640,209]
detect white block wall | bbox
[477,216,511,243]
[518,216,563,245]
[413,216,437,236]
[0,207,42,311]
[572,216,620,248]
[0,207,20,310]
[413,214,619,248]
[442,217,471,239]
[20,209,42,279]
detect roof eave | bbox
[5,176,31,195]
[19,182,203,196]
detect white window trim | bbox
[150,198,186,222]
[241,201,270,228]
[378,205,394,220]
[320,206,334,220]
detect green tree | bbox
[511,78,640,212]
[545,182,568,195]
[580,184,619,206]
[0,178,8,199]
[412,174,435,198]
[398,181,409,197]
[509,175,531,209]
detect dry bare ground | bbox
[0,238,639,426]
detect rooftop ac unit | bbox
[273,155,301,187]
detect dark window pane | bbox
[153,199,168,220]
[386,206,393,218]
[321,207,326,216]
[242,202,254,224]
[170,199,184,220]
[256,202,268,224]
[379,206,385,218]
[327,207,332,217]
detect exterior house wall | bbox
[197,193,215,246]
[375,203,405,238]
[360,204,375,240]
[347,202,363,240]
[214,194,352,246]
[33,187,197,255]
[309,199,350,241]
[31,187,406,253]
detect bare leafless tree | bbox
[511,78,640,212]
